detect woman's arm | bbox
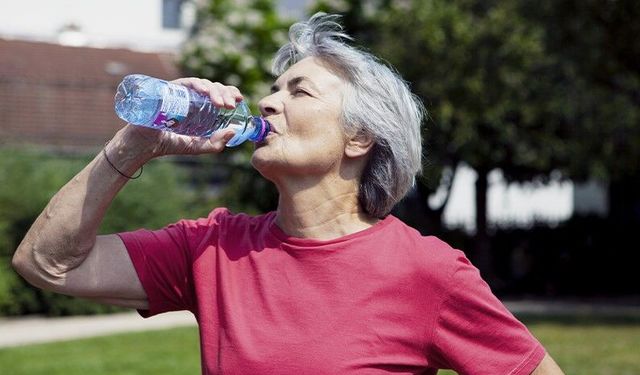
[12,79,242,308]
[12,126,161,308]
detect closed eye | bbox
[271,76,318,97]
[292,88,311,97]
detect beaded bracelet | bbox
[102,142,144,180]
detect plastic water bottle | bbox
[114,74,270,147]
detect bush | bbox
[0,147,209,316]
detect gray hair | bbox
[272,13,425,218]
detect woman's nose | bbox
[258,93,282,117]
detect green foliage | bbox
[0,147,204,316]
[518,0,640,182]
[181,0,291,104]
[179,0,290,214]
[0,261,27,315]
[216,158,279,215]
[101,156,195,233]
[0,147,88,258]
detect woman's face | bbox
[251,56,349,182]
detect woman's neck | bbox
[274,176,378,240]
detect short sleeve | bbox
[429,255,545,375]
[118,208,228,317]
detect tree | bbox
[182,0,291,98]
[180,0,293,213]
[520,0,640,226]
[0,147,197,315]
[313,0,570,280]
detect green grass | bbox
[1,317,639,374]
[522,315,640,375]
[0,327,201,375]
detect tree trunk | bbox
[392,163,460,236]
[609,175,640,226]
[474,167,494,281]
[393,181,444,235]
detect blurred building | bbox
[0,0,194,151]
[0,39,181,151]
[0,0,196,52]
[0,0,311,51]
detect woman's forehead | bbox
[276,57,346,91]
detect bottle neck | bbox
[249,117,271,142]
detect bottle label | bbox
[153,83,190,128]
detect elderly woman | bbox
[13,13,563,375]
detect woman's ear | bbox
[345,130,374,158]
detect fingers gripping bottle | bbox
[114,74,270,147]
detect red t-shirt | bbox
[119,208,545,375]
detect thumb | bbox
[210,129,236,151]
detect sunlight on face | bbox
[252,57,350,181]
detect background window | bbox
[163,0,182,29]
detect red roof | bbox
[0,39,182,151]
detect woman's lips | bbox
[255,125,276,147]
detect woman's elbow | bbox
[11,243,64,291]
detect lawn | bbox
[0,326,201,375]
[1,316,639,374]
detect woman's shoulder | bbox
[380,215,469,283]
[383,216,463,258]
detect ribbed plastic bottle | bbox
[114,74,270,147]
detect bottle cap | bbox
[253,117,271,142]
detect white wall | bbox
[435,165,574,232]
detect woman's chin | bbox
[250,150,275,176]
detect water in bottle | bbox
[114,74,270,147]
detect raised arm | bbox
[12,79,242,309]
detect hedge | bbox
[0,147,216,316]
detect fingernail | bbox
[212,95,224,107]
